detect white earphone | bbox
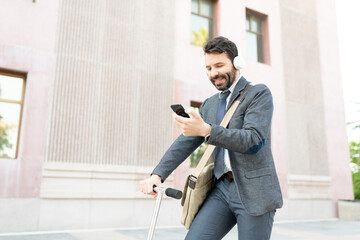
[233,55,246,69]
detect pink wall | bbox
[0,0,58,198]
[0,0,352,207]
[316,0,354,205]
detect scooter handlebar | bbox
[165,188,182,199]
[153,186,182,200]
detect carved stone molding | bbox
[287,174,332,200]
[40,162,174,199]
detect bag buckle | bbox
[188,175,197,190]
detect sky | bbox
[335,0,360,142]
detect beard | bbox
[210,69,237,91]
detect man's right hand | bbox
[139,174,162,198]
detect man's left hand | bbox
[173,109,211,137]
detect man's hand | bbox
[139,174,162,198]
[173,108,211,137]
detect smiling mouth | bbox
[214,78,224,85]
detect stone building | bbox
[0,0,353,232]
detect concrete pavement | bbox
[0,220,360,240]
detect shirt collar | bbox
[219,74,242,97]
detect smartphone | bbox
[170,104,190,118]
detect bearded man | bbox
[140,36,283,240]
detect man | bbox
[140,36,283,239]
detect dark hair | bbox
[203,36,238,63]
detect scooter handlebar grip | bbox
[165,188,183,199]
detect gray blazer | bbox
[152,77,283,216]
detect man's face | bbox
[205,52,238,91]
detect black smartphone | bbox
[170,104,190,118]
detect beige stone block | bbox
[0,199,40,233]
[275,198,334,221]
[35,198,182,231]
[38,199,91,231]
[89,198,182,229]
[286,102,329,176]
[287,174,332,200]
[40,162,173,199]
[279,0,318,17]
[280,3,323,106]
[338,200,360,221]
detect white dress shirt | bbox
[220,75,242,173]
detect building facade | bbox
[0,0,354,232]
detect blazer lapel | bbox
[227,76,250,110]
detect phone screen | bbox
[170,104,190,118]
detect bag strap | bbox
[191,84,253,180]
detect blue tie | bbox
[214,91,231,179]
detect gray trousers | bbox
[185,177,275,240]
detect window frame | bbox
[0,69,26,159]
[191,0,215,19]
[191,0,216,46]
[245,9,270,65]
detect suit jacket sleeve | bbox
[207,84,273,154]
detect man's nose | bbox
[209,68,219,78]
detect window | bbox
[0,70,26,159]
[191,0,215,47]
[189,101,208,168]
[246,10,268,63]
